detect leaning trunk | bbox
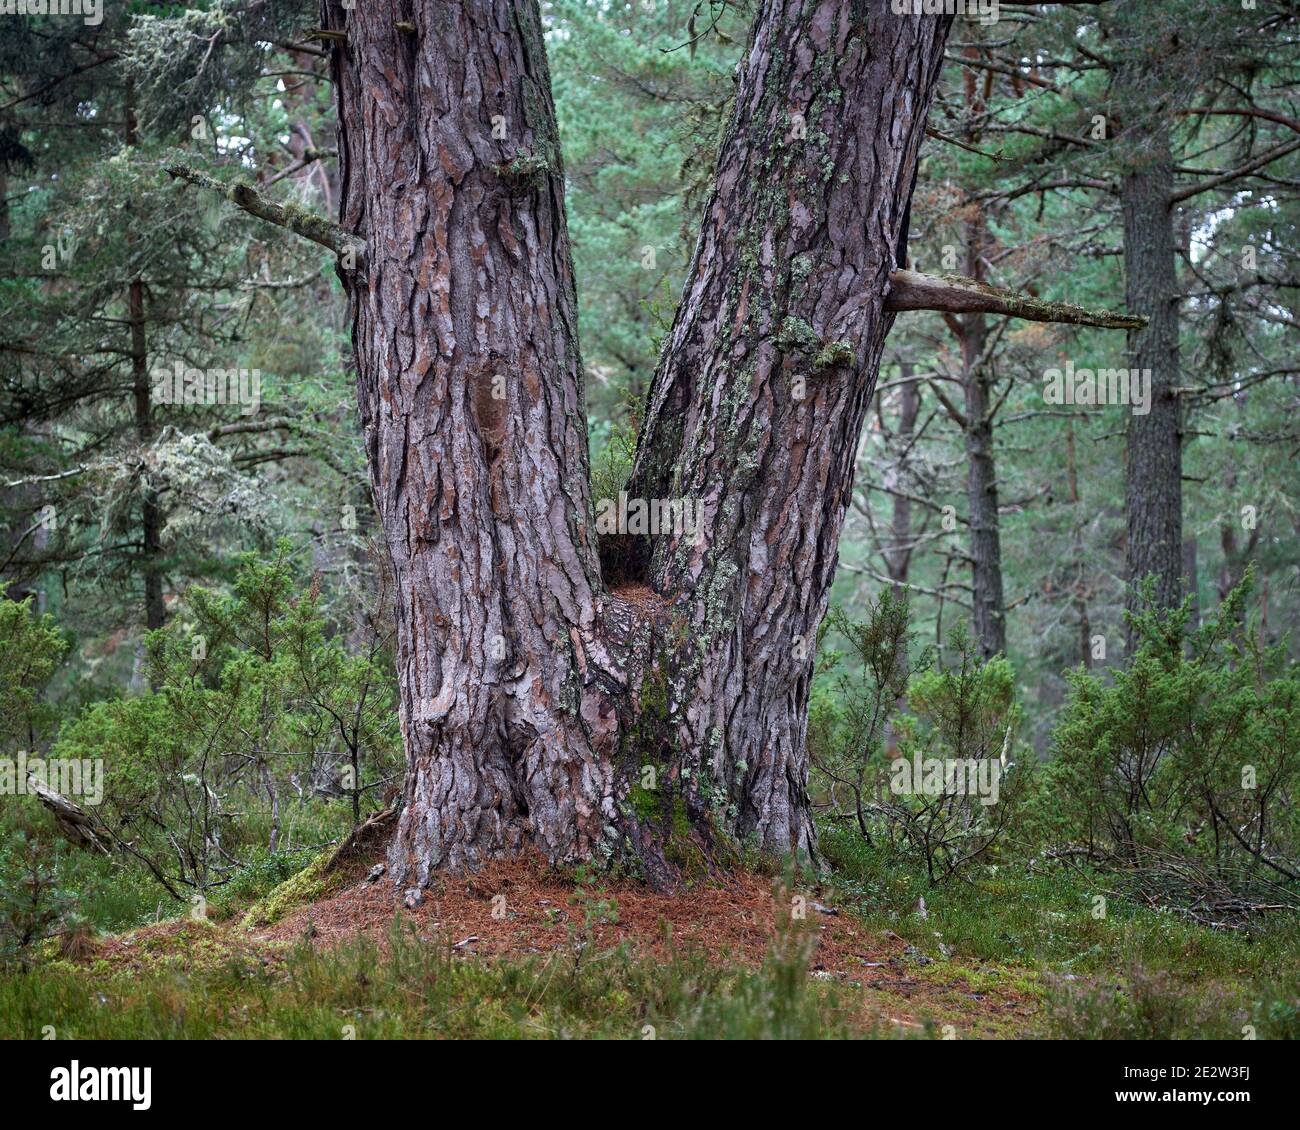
[629,2,950,861]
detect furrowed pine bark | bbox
[628,2,952,862]
[323,0,622,886]
[1121,122,1183,639]
[303,0,1153,887]
[1112,8,1184,639]
[318,0,953,885]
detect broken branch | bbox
[164,162,364,265]
[885,268,1145,329]
[27,775,111,855]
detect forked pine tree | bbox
[169,0,1141,888]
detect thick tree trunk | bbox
[326,0,625,885]
[1121,124,1182,636]
[324,0,951,886]
[628,2,950,861]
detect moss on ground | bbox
[239,851,337,930]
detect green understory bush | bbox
[811,593,1027,882]
[1039,573,1300,923]
[5,546,401,915]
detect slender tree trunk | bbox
[885,367,919,592]
[125,90,165,634]
[325,0,951,885]
[959,293,1005,656]
[1065,420,1092,667]
[128,278,164,633]
[1216,470,1258,618]
[881,364,919,763]
[282,48,340,218]
[1182,534,1199,629]
[1121,123,1182,637]
[959,43,1005,660]
[934,218,1005,660]
[945,56,1004,660]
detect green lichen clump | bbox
[619,666,673,799]
[774,315,819,355]
[619,671,688,810]
[662,795,713,880]
[497,152,552,189]
[774,318,854,371]
[812,340,854,370]
[615,656,736,883]
[239,851,335,929]
[627,781,660,823]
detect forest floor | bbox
[2,829,1296,1039]
[246,852,1042,1038]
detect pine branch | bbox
[163,162,364,265]
[885,269,1145,329]
[1170,136,1300,204]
